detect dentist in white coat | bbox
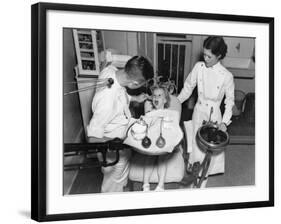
[177,36,235,187]
[87,56,154,193]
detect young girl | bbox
[142,86,171,191]
[177,36,235,188]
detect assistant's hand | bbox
[218,122,227,132]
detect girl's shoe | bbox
[154,185,164,191]
[142,183,150,191]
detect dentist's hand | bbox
[131,93,150,103]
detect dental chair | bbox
[127,95,189,191]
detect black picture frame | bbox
[31,2,274,222]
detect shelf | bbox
[77,30,91,34]
[79,49,94,53]
[79,41,92,44]
[73,29,104,76]
[81,57,95,61]
[229,68,255,79]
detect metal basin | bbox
[196,123,229,154]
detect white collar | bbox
[207,61,221,70]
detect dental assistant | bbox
[177,36,235,187]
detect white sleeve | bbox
[222,72,235,125]
[177,63,199,103]
[87,90,115,138]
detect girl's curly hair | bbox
[146,75,177,95]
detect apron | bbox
[100,87,132,193]
[189,64,226,175]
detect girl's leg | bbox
[199,177,208,188]
[143,156,155,191]
[155,155,168,191]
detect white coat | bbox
[87,65,131,139]
[87,65,132,192]
[178,61,235,175]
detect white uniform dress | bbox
[87,65,132,192]
[177,61,234,175]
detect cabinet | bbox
[73,29,105,77]
[72,29,104,132]
[222,37,255,79]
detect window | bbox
[156,34,192,93]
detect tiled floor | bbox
[67,144,255,194]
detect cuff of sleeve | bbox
[127,94,132,102]
[221,119,232,126]
[177,95,184,104]
[86,125,104,138]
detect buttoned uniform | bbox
[87,65,132,192]
[177,61,234,175]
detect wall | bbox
[103,31,138,55]
[63,29,86,194]
[190,35,255,94]
[234,78,255,94]
[63,28,84,143]
[103,31,257,95]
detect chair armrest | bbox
[64,138,124,169]
[87,136,113,143]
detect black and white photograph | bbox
[63,29,256,195]
[2,0,281,223]
[30,2,274,222]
